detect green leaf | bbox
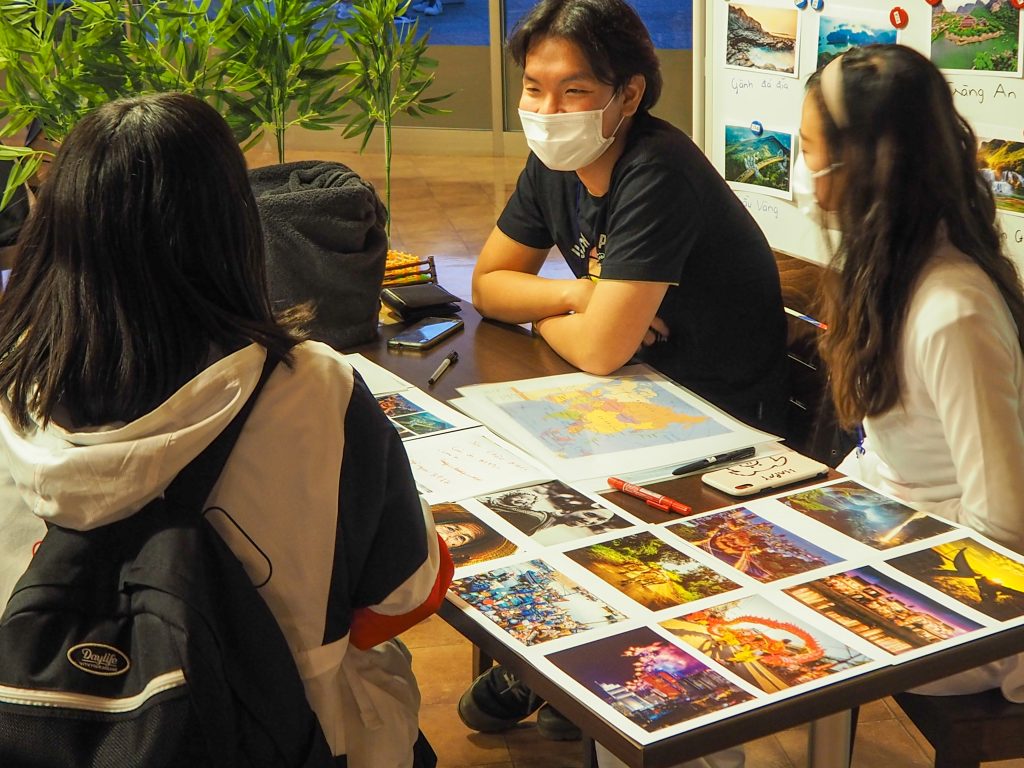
[0,145,46,212]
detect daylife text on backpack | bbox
[0,355,335,768]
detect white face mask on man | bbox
[518,94,626,172]
[792,152,842,231]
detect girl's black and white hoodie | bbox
[0,341,453,768]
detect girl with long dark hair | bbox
[0,92,452,767]
[800,44,1024,698]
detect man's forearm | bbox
[472,270,585,324]
[532,279,668,375]
[534,312,633,376]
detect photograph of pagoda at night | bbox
[546,627,754,732]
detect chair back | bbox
[774,250,856,467]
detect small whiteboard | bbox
[696,0,1024,268]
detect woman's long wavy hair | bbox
[0,93,306,430]
[810,44,1024,427]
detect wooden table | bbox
[348,303,576,401]
[350,302,1024,768]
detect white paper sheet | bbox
[453,366,779,481]
[343,352,413,395]
[403,427,553,503]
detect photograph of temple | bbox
[785,567,982,654]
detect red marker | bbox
[608,477,692,515]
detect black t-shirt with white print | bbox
[497,112,788,430]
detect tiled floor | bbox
[246,145,1023,768]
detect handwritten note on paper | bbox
[402,427,552,503]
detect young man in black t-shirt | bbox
[472,1,787,434]
[464,2,782,765]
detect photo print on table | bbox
[393,422,416,439]
[449,559,628,646]
[661,593,873,693]
[785,566,983,655]
[723,124,794,200]
[888,538,1024,622]
[476,480,633,546]
[430,502,518,569]
[375,392,455,437]
[565,531,742,611]
[725,2,800,76]
[376,392,422,418]
[780,480,955,549]
[930,0,1022,76]
[546,626,755,733]
[668,507,841,582]
[816,6,897,69]
[977,135,1024,217]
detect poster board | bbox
[697,0,1024,268]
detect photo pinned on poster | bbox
[666,506,842,583]
[545,626,756,734]
[784,565,984,655]
[887,536,1024,622]
[723,122,795,201]
[475,479,636,547]
[430,502,520,570]
[725,1,801,78]
[779,480,956,550]
[930,0,1022,76]
[976,127,1024,218]
[448,558,629,647]
[816,5,898,70]
[660,593,875,694]
[564,530,744,612]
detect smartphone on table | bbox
[701,452,829,496]
[386,316,464,350]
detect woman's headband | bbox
[819,55,848,129]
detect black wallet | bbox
[380,283,462,321]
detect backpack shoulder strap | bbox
[164,351,281,513]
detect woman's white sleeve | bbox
[917,307,1024,552]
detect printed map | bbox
[495,376,730,458]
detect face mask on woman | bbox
[792,152,842,231]
[518,95,626,172]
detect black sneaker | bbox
[536,704,581,741]
[457,666,543,732]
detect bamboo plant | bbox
[219,0,353,162]
[119,0,257,141]
[0,0,451,213]
[0,0,131,143]
[341,0,450,238]
[0,144,45,212]
[0,0,128,213]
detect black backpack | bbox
[0,356,335,768]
